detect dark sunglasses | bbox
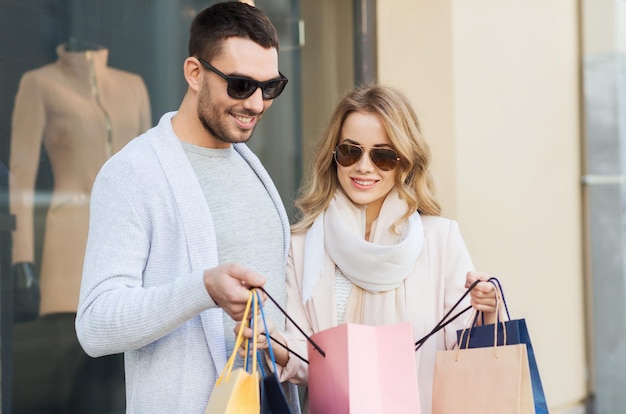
[333,143,400,171]
[197,57,288,100]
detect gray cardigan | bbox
[76,112,294,413]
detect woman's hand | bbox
[235,316,270,352]
[465,271,499,324]
[234,316,290,367]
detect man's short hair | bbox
[189,1,280,62]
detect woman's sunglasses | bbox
[197,57,288,100]
[333,143,400,171]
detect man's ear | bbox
[183,57,203,92]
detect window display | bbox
[10,42,151,318]
[9,41,151,414]
[0,1,301,412]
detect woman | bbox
[249,85,497,413]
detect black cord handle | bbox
[257,286,326,359]
[261,332,310,365]
[414,279,481,351]
[258,277,494,358]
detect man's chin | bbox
[199,117,254,144]
[228,128,255,144]
[227,133,253,144]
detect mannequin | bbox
[65,36,103,53]
[9,42,151,413]
[10,43,151,316]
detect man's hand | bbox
[203,263,265,321]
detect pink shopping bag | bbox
[307,322,420,414]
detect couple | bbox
[75,2,497,413]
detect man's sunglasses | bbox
[333,143,400,171]
[197,57,288,100]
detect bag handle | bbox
[488,277,510,320]
[256,277,506,360]
[251,289,259,373]
[415,276,510,351]
[243,290,260,375]
[455,283,506,361]
[257,286,326,359]
[468,277,510,328]
[257,279,485,358]
[414,279,481,351]
[216,289,256,385]
[254,289,280,375]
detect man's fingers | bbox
[204,263,269,321]
[228,263,266,288]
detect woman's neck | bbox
[364,203,383,240]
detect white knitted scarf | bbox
[302,189,424,324]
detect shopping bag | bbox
[307,322,420,414]
[432,337,533,413]
[254,290,292,414]
[259,374,290,414]
[258,287,420,414]
[432,283,534,414]
[456,278,549,413]
[205,290,260,414]
[205,369,259,413]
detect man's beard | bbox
[197,84,258,144]
[198,113,247,144]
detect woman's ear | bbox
[183,57,203,92]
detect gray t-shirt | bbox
[182,142,285,365]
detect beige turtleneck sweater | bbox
[9,43,152,315]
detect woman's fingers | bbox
[233,322,269,352]
[469,279,498,312]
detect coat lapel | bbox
[406,236,432,368]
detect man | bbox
[75,2,298,412]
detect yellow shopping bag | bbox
[205,290,260,414]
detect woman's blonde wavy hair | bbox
[292,84,441,234]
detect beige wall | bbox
[582,0,626,54]
[378,0,586,412]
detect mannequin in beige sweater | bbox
[10,43,152,316]
[10,43,151,413]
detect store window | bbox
[0,0,301,412]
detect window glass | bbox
[0,1,301,412]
